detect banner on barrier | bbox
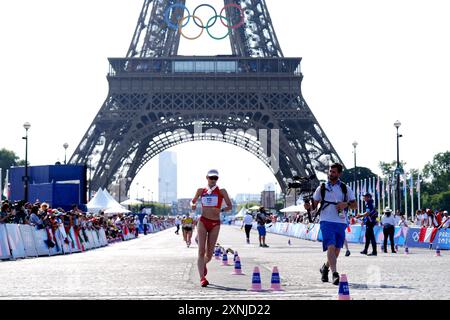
[0,224,11,260]
[405,227,438,249]
[33,228,51,256]
[18,224,38,257]
[5,224,26,259]
[435,229,450,250]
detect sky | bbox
[0,0,449,200]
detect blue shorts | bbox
[320,221,347,252]
[257,225,266,236]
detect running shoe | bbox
[200,277,209,287]
[367,252,377,256]
[332,272,340,285]
[360,250,368,255]
[320,264,329,283]
[263,244,269,248]
[345,250,351,257]
[246,239,250,244]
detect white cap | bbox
[207,169,219,177]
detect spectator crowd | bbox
[0,199,174,250]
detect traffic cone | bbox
[249,266,263,291]
[436,247,441,257]
[338,274,351,300]
[214,247,221,260]
[233,251,239,262]
[232,256,245,275]
[404,246,409,255]
[269,266,284,291]
[222,252,230,266]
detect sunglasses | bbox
[208,176,219,181]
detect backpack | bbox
[316,182,348,217]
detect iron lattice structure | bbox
[70,0,343,195]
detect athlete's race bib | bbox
[202,194,219,207]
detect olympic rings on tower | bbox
[163,3,245,40]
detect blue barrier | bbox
[234,221,448,250]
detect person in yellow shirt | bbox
[182,213,194,248]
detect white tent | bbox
[102,189,124,208]
[280,205,306,213]
[86,188,128,214]
[104,206,131,214]
[234,207,247,219]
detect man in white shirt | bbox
[241,211,254,244]
[143,215,149,235]
[174,216,181,235]
[304,163,357,286]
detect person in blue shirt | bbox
[357,193,378,256]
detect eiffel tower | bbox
[70,0,343,197]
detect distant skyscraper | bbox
[158,151,177,204]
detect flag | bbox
[2,169,9,200]
[416,173,421,193]
[403,175,407,196]
[410,175,414,197]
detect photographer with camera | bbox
[304,163,357,285]
[256,207,270,248]
[0,202,11,224]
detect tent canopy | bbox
[87,188,128,214]
[280,205,306,213]
[234,207,247,218]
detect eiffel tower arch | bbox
[70,0,343,196]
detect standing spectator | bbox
[435,210,443,226]
[29,205,44,229]
[0,203,11,224]
[415,210,423,226]
[439,211,449,229]
[394,211,401,226]
[358,193,378,256]
[426,209,439,228]
[174,215,181,235]
[241,210,254,244]
[143,215,149,235]
[381,208,396,253]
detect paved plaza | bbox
[0,225,448,300]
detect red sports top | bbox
[200,186,224,209]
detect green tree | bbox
[422,152,450,195]
[341,166,377,184]
[0,148,25,199]
[378,161,407,177]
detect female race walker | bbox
[191,169,232,287]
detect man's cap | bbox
[207,169,219,177]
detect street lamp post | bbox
[352,141,358,213]
[394,120,402,214]
[63,143,69,165]
[22,122,31,202]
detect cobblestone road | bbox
[0,225,448,300]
